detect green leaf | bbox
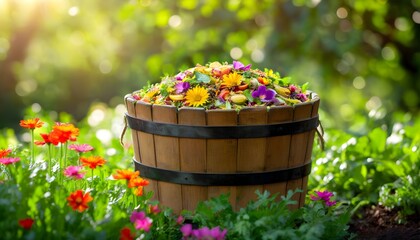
[195,71,211,83]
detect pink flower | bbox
[180,224,192,237]
[149,204,160,215]
[63,166,85,179]
[134,217,153,232]
[68,144,94,153]
[233,60,251,71]
[176,215,184,225]
[0,157,20,165]
[310,190,337,207]
[130,211,146,223]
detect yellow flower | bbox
[185,86,209,107]
[222,72,242,88]
[144,88,159,100]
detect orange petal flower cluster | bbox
[113,169,149,196]
[34,122,80,146]
[67,190,93,212]
[19,118,44,129]
[80,156,106,169]
[0,148,12,158]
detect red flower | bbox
[80,156,106,169]
[35,133,60,146]
[67,190,93,212]
[19,118,44,129]
[0,148,12,158]
[18,218,34,230]
[119,227,134,240]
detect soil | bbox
[349,205,420,240]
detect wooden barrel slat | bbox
[264,105,294,199]
[178,107,208,210]
[152,105,182,213]
[286,102,314,209]
[125,95,141,163]
[206,110,238,209]
[236,107,267,209]
[136,101,159,200]
[300,98,320,206]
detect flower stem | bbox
[30,129,35,165]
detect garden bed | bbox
[349,205,420,240]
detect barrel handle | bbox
[120,115,128,147]
[316,120,325,151]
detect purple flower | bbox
[176,72,187,80]
[68,144,94,153]
[296,93,308,102]
[251,85,276,102]
[180,224,192,237]
[233,60,251,71]
[0,157,20,165]
[63,166,85,179]
[130,211,146,223]
[175,81,190,94]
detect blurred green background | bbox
[1,0,419,130]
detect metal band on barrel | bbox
[133,159,312,186]
[125,113,318,139]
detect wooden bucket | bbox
[124,94,320,213]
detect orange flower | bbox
[19,118,44,129]
[0,148,12,158]
[52,122,79,143]
[127,177,149,188]
[18,218,34,230]
[134,186,144,196]
[80,156,106,169]
[35,133,60,146]
[67,190,93,212]
[113,169,139,181]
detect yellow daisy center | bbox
[185,86,209,107]
[222,72,242,88]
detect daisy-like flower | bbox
[52,123,79,143]
[185,86,209,107]
[19,118,44,129]
[113,169,139,181]
[35,133,60,146]
[18,218,34,230]
[64,166,85,179]
[134,217,153,232]
[0,148,12,158]
[0,157,20,165]
[222,72,242,88]
[67,189,93,212]
[68,144,94,153]
[128,177,149,188]
[80,156,106,169]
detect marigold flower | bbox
[80,156,106,169]
[134,186,144,196]
[52,122,79,143]
[222,72,242,88]
[35,132,60,146]
[19,118,44,129]
[113,169,139,181]
[18,218,34,230]
[68,143,94,153]
[120,227,134,240]
[64,166,85,179]
[128,177,149,188]
[0,157,20,165]
[0,148,12,158]
[185,86,209,107]
[67,190,93,212]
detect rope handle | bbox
[316,120,325,151]
[120,115,128,147]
